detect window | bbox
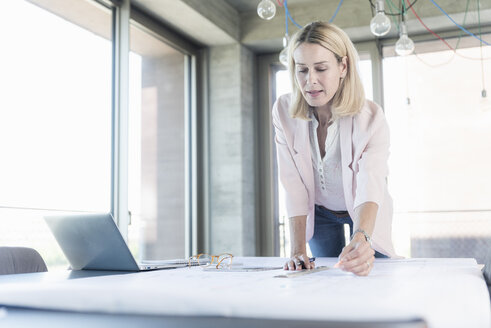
[383,40,491,262]
[0,0,112,269]
[127,22,189,261]
[358,58,374,101]
[275,69,291,257]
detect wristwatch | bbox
[352,228,372,247]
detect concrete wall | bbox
[208,44,256,256]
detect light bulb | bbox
[370,0,391,37]
[279,48,288,66]
[279,34,289,66]
[257,0,276,20]
[395,23,414,56]
[395,35,414,56]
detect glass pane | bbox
[275,69,291,257]
[383,45,491,262]
[128,23,187,261]
[0,0,112,212]
[0,0,112,270]
[358,59,373,101]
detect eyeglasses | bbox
[188,253,233,269]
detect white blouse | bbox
[309,114,347,211]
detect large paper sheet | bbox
[0,257,489,328]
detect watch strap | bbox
[351,228,372,246]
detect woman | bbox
[272,22,397,276]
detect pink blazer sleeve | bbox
[352,102,391,210]
[272,95,309,218]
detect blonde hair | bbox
[288,22,365,120]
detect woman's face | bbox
[293,42,347,110]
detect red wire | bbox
[406,0,454,51]
[276,0,284,6]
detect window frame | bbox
[111,1,201,257]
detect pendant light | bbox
[370,0,391,37]
[395,19,415,56]
[257,0,276,20]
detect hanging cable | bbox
[455,0,471,50]
[329,0,344,23]
[284,0,288,35]
[410,0,457,69]
[408,0,491,62]
[413,51,455,68]
[478,0,487,97]
[369,0,418,16]
[384,0,400,30]
[480,45,486,97]
[428,0,490,46]
[278,1,290,67]
[404,56,411,106]
[406,0,453,51]
[283,0,302,29]
[280,0,343,28]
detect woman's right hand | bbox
[284,253,315,271]
[284,215,314,271]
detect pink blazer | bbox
[272,93,397,257]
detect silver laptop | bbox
[44,213,193,271]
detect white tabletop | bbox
[0,257,489,328]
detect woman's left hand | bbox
[334,233,375,276]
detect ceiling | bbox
[132,0,491,53]
[223,0,306,12]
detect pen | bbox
[298,257,316,269]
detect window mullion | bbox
[111,0,130,238]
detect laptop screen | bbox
[44,213,140,271]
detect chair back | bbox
[0,247,48,275]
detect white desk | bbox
[0,257,489,328]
